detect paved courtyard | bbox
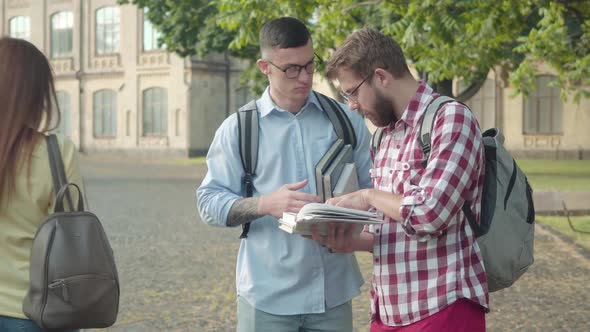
[81,155,590,332]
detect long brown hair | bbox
[0,37,60,207]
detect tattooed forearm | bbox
[227,197,263,226]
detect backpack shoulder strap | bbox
[237,99,259,181]
[45,134,74,211]
[371,127,385,159]
[313,91,357,149]
[418,96,455,168]
[418,97,482,234]
[236,100,258,239]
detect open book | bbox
[278,203,383,236]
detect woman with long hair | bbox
[0,37,83,331]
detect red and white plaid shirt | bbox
[368,81,489,326]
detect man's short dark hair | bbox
[259,17,311,54]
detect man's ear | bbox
[257,59,269,75]
[374,68,392,88]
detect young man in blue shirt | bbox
[197,17,373,332]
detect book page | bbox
[298,203,379,219]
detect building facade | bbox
[457,69,590,160]
[1,0,249,156]
[2,0,589,159]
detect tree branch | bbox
[343,0,384,12]
[455,77,487,102]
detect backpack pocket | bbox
[45,274,118,329]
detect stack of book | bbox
[315,139,358,201]
[278,203,383,236]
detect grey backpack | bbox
[22,134,120,330]
[372,96,536,292]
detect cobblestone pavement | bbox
[81,156,590,332]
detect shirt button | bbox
[396,145,401,149]
[375,228,380,234]
[389,169,393,174]
[418,196,424,202]
[374,258,379,263]
[403,164,409,170]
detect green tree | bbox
[120,0,590,102]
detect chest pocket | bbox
[371,160,424,195]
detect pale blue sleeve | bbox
[344,106,373,189]
[196,114,245,227]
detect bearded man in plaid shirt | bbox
[312,27,489,331]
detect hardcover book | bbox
[322,144,354,200]
[315,139,345,201]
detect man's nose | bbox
[297,68,312,82]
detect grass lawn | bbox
[170,158,590,189]
[517,159,590,191]
[169,156,207,165]
[171,158,590,188]
[536,215,590,250]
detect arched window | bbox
[142,87,167,136]
[51,11,74,58]
[55,91,72,137]
[93,90,117,137]
[9,16,30,40]
[523,75,563,135]
[96,7,120,54]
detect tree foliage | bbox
[119,0,590,102]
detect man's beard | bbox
[371,89,397,127]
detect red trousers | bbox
[371,299,486,332]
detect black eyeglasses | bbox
[267,59,317,79]
[340,73,372,103]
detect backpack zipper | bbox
[49,274,113,303]
[48,279,70,302]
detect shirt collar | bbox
[258,86,322,117]
[395,79,438,129]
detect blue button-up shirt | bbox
[197,87,373,315]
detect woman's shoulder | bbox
[31,133,78,161]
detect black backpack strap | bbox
[313,91,357,149]
[55,183,84,212]
[418,96,455,168]
[371,127,385,159]
[45,134,74,212]
[237,100,259,239]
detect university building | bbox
[456,69,590,159]
[1,0,249,156]
[318,69,590,160]
[2,0,589,159]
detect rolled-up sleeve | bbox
[399,103,484,240]
[196,115,244,227]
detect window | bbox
[143,9,163,51]
[51,11,74,58]
[93,90,117,137]
[55,91,72,137]
[126,110,131,136]
[142,87,167,136]
[96,7,120,55]
[523,75,563,135]
[464,79,496,130]
[9,16,30,40]
[175,109,181,136]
